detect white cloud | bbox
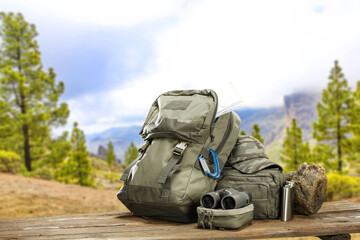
[111,0,360,109]
[16,0,359,134]
[1,0,185,27]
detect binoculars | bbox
[200,188,252,210]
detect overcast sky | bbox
[1,0,360,134]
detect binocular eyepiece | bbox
[200,188,252,210]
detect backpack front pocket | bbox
[230,182,270,218]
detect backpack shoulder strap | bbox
[157,141,189,204]
[118,140,150,200]
[157,141,188,184]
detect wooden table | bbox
[1,201,359,239]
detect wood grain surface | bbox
[0,201,359,239]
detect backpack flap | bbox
[227,135,283,174]
[139,89,218,144]
[230,157,283,174]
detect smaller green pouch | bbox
[197,204,254,230]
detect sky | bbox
[1,0,360,135]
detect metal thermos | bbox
[281,181,295,221]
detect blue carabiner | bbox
[198,148,220,179]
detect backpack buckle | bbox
[174,141,189,156]
[138,140,150,154]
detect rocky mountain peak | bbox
[283,91,321,140]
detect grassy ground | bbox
[0,173,128,218]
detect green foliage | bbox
[91,156,110,171]
[326,173,360,201]
[104,172,120,184]
[348,81,360,173]
[106,140,116,167]
[301,141,312,164]
[23,165,55,180]
[124,142,138,167]
[59,122,94,186]
[0,150,21,173]
[0,12,69,171]
[281,118,310,172]
[0,100,18,151]
[44,131,71,169]
[90,156,123,190]
[240,130,247,135]
[311,143,337,170]
[251,124,264,144]
[313,60,353,173]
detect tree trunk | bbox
[337,120,342,173]
[22,123,31,171]
[16,45,32,172]
[338,145,342,173]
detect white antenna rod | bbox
[216,100,243,118]
[216,81,243,118]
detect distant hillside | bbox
[86,126,142,162]
[283,91,321,140]
[235,107,285,144]
[86,91,321,163]
[235,90,321,162]
[0,173,127,218]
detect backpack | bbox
[117,89,241,223]
[216,135,286,219]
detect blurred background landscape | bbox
[1,1,360,231]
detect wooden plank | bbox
[316,201,360,214]
[0,201,359,239]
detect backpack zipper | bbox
[222,181,270,200]
[215,112,234,155]
[209,91,219,141]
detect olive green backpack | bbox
[216,135,286,219]
[117,89,241,223]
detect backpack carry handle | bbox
[198,148,220,179]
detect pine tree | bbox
[313,60,353,173]
[124,142,138,167]
[312,143,336,170]
[240,130,247,135]
[44,132,71,169]
[349,81,360,173]
[64,122,93,186]
[281,118,310,171]
[251,124,264,144]
[106,140,116,167]
[0,100,16,150]
[0,13,69,171]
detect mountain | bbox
[235,106,285,144]
[86,126,142,162]
[235,90,321,162]
[86,91,321,163]
[283,91,321,140]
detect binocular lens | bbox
[221,196,236,209]
[200,192,221,209]
[220,191,252,210]
[201,195,216,209]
